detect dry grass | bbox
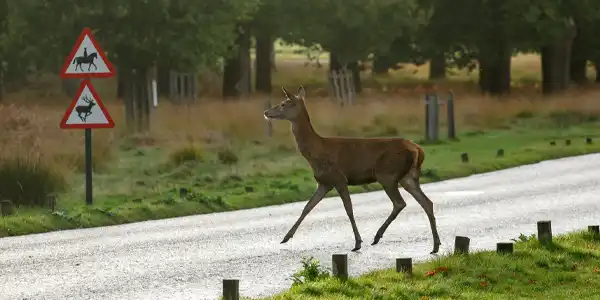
[0,53,598,173]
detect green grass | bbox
[1,116,600,237]
[262,230,600,300]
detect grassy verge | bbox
[263,230,600,299]
[1,116,599,237]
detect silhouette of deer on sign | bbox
[76,95,96,122]
[72,47,98,72]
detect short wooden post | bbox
[586,137,593,145]
[460,152,469,163]
[0,199,14,216]
[427,93,440,142]
[454,236,470,254]
[222,279,239,300]
[446,91,456,140]
[550,141,556,146]
[537,220,552,245]
[332,254,348,279]
[565,139,571,146]
[588,225,599,237]
[179,188,188,199]
[396,258,412,275]
[496,149,504,157]
[496,242,514,254]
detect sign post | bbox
[60,27,116,205]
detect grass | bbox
[262,230,600,299]
[1,51,600,237]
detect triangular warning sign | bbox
[60,80,115,129]
[60,27,115,78]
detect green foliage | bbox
[217,148,239,166]
[290,256,330,287]
[0,155,66,208]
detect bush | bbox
[217,148,238,166]
[0,155,67,208]
[290,256,330,287]
[169,145,203,166]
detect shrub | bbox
[169,145,204,166]
[0,154,67,208]
[217,148,238,166]
[290,256,330,287]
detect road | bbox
[1,154,600,300]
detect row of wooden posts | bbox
[221,221,600,300]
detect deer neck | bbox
[290,108,322,157]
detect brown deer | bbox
[263,86,441,253]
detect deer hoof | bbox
[280,235,292,244]
[371,235,382,246]
[430,243,441,254]
[351,241,362,252]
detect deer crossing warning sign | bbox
[60,79,115,129]
[60,27,115,78]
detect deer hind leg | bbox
[372,176,407,246]
[281,183,332,244]
[335,184,363,251]
[400,168,441,254]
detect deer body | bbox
[265,86,441,253]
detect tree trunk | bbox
[569,27,588,85]
[157,62,170,98]
[372,55,391,75]
[61,78,81,99]
[347,61,362,94]
[117,71,126,99]
[239,23,251,98]
[121,69,136,133]
[255,31,272,94]
[329,53,342,71]
[429,52,446,80]
[477,52,511,95]
[594,59,600,83]
[541,24,577,95]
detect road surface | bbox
[2,154,600,300]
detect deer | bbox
[75,95,96,122]
[263,86,441,254]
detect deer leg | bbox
[372,180,407,246]
[281,183,332,244]
[400,170,441,254]
[335,185,363,251]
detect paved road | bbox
[2,154,600,300]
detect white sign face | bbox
[60,28,115,78]
[60,80,115,129]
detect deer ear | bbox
[281,86,292,98]
[296,86,305,99]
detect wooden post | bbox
[427,93,439,141]
[496,242,514,254]
[332,254,348,279]
[537,220,552,245]
[496,149,504,157]
[588,225,600,237]
[395,258,412,275]
[0,199,14,216]
[424,94,430,141]
[565,139,571,146]
[586,137,593,145]
[461,152,469,163]
[454,236,470,254]
[446,91,456,140]
[550,140,556,146]
[222,279,239,300]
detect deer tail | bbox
[411,144,425,171]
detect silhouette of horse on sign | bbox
[76,95,96,122]
[73,52,98,72]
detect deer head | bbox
[264,86,306,121]
[82,95,96,107]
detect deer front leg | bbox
[281,183,332,244]
[335,185,363,252]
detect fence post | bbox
[454,236,470,254]
[396,258,412,275]
[460,152,469,163]
[427,93,439,142]
[537,220,552,245]
[496,242,514,254]
[588,225,600,237]
[332,254,348,280]
[447,91,456,140]
[222,279,239,300]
